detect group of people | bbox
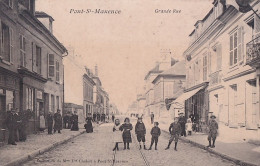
[4,108,32,145]
[92,113,107,122]
[62,111,79,131]
[112,113,219,151]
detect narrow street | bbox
[23,117,237,166]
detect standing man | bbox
[207,115,218,148]
[54,109,62,134]
[112,113,115,122]
[165,117,181,151]
[150,112,154,124]
[18,110,29,141]
[178,112,187,137]
[97,113,100,122]
[5,109,18,145]
[47,111,53,134]
[135,117,147,150]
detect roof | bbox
[35,11,54,21]
[152,61,186,84]
[144,64,163,80]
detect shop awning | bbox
[171,85,205,105]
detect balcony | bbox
[246,36,260,68]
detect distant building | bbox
[83,67,95,116]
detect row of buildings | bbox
[135,0,260,142]
[63,46,110,119]
[0,0,67,140]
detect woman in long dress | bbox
[84,113,93,133]
[39,111,46,132]
[71,111,79,131]
[112,119,122,151]
[119,117,133,150]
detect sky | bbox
[36,0,213,112]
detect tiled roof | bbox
[160,60,186,76]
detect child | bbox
[165,117,181,151]
[119,117,133,150]
[112,119,122,151]
[135,117,146,150]
[148,122,161,150]
[186,118,192,136]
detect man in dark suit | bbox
[5,108,19,145]
[47,111,53,134]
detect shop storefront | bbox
[0,68,20,142]
[18,68,46,134]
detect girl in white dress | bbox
[113,119,122,151]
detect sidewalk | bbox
[143,117,260,166]
[0,123,100,166]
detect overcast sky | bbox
[36,0,213,112]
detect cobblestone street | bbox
[23,118,237,166]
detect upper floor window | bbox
[229,27,243,66]
[48,54,55,77]
[36,46,41,74]
[19,35,26,67]
[56,61,60,82]
[1,22,13,63]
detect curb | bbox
[161,130,258,166]
[4,130,85,166]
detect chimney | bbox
[95,65,98,76]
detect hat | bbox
[210,115,216,119]
[138,117,142,119]
[154,122,159,125]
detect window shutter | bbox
[237,26,244,62]
[255,14,260,34]
[9,27,13,63]
[32,42,37,72]
[217,44,222,70]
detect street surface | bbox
[23,117,237,166]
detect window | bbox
[230,27,243,66]
[20,35,26,67]
[56,61,60,82]
[1,23,13,62]
[26,87,34,111]
[203,55,208,81]
[48,54,55,77]
[36,46,41,74]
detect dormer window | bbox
[18,0,35,15]
[3,0,13,9]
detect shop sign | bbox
[37,90,43,99]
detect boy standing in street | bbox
[165,117,181,151]
[135,117,147,150]
[207,115,218,148]
[148,122,161,150]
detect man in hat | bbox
[178,112,186,137]
[207,115,218,148]
[135,117,147,150]
[54,109,62,134]
[148,122,161,150]
[165,117,181,151]
[5,108,19,145]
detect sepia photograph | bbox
[0,0,259,165]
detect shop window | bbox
[36,46,41,74]
[26,87,34,112]
[6,90,13,111]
